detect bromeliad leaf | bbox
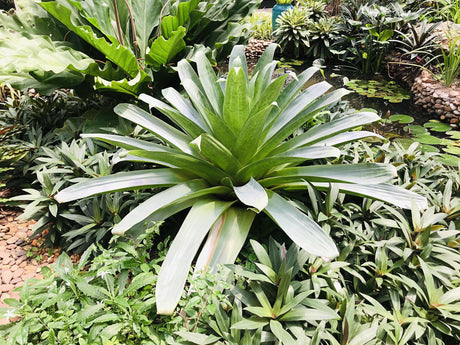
[56,44,426,315]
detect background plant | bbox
[0,0,261,96]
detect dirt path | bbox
[0,209,59,325]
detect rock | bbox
[0,284,14,292]
[1,271,13,284]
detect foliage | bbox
[435,0,460,23]
[307,16,343,60]
[298,0,327,21]
[176,238,339,344]
[438,36,460,87]
[393,20,441,61]
[244,11,273,41]
[10,138,151,252]
[0,224,181,345]
[54,44,426,315]
[345,79,411,103]
[0,0,261,96]
[274,6,312,58]
[337,2,421,75]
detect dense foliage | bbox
[0,0,261,96]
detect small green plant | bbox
[245,11,273,41]
[276,0,294,4]
[438,36,460,87]
[274,6,312,57]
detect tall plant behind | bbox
[54,44,426,315]
[0,0,260,96]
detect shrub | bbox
[54,44,426,315]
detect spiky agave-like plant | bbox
[55,44,426,314]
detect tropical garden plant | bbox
[53,44,427,315]
[0,0,260,96]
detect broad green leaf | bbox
[231,317,269,330]
[54,169,193,203]
[112,180,231,235]
[157,88,210,132]
[270,320,296,344]
[229,45,248,79]
[235,146,341,182]
[40,1,139,77]
[93,70,151,96]
[146,27,186,68]
[156,198,233,314]
[175,332,221,345]
[81,133,166,151]
[114,103,193,154]
[313,131,385,146]
[223,67,250,135]
[196,50,224,116]
[272,111,381,154]
[348,326,378,345]
[279,306,338,322]
[264,191,338,259]
[128,149,228,184]
[130,0,165,59]
[309,182,428,210]
[233,178,268,212]
[261,163,397,187]
[190,134,241,175]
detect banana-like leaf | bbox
[235,146,341,182]
[156,198,233,314]
[41,1,139,77]
[114,103,193,154]
[272,111,381,154]
[195,207,256,273]
[147,27,187,68]
[112,180,231,235]
[261,163,397,187]
[160,0,199,39]
[233,178,268,213]
[54,169,194,202]
[190,134,241,174]
[264,191,338,259]
[93,70,151,96]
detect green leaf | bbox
[231,317,269,330]
[114,103,193,154]
[40,1,139,77]
[233,178,268,213]
[54,169,193,203]
[279,306,339,321]
[223,67,250,135]
[270,320,296,344]
[112,180,230,235]
[196,51,224,116]
[261,163,397,187]
[195,207,255,273]
[147,27,187,68]
[264,191,338,259]
[156,198,233,314]
[125,272,155,294]
[190,134,241,175]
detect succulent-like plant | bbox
[274,6,312,57]
[54,44,426,315]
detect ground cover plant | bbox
[53,44,426,316]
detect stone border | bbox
[411,70,460,126]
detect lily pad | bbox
[421,144,440,153]
[446,130,460,139]
[442,146,460,155]
[346,79,411,103]
[438,154,460,166]
[389,114,414,124]
[403,125,427,135]
[413,134,443,145]
[423,121,452,132]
